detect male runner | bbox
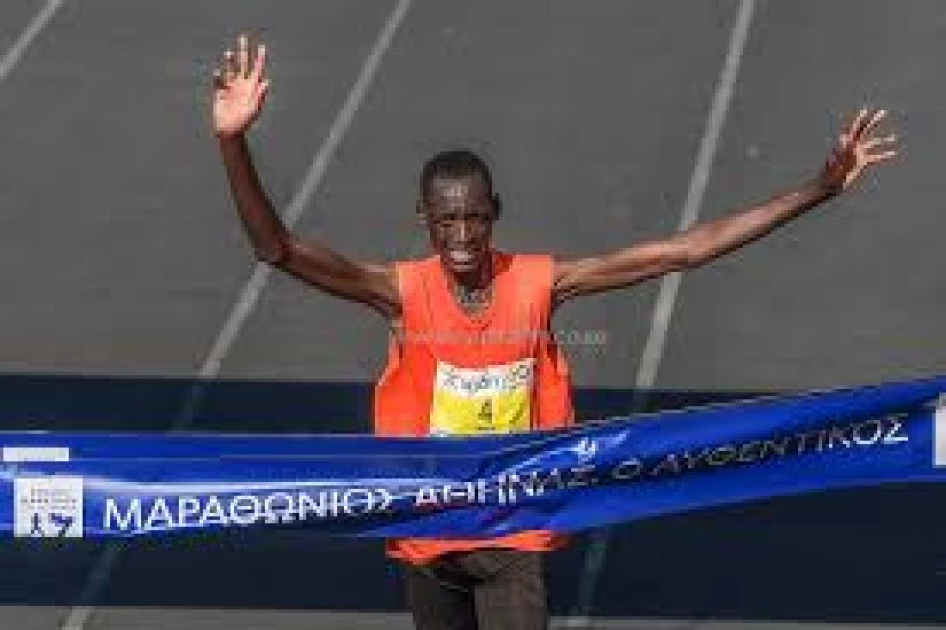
[211,34,896,630]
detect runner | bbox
[211,34,896,630]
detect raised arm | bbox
[212,35,399,318]
[552,108,897,304]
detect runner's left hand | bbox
[819,107,897,192]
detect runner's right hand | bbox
[212,34,270,139]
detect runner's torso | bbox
[373,251,574,564]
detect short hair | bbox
[419,149,494,199]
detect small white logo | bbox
[14,476,83,538]
[572,437,598,461]
[2,446,70,463]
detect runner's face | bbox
[421,174,496,279]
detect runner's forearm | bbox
[681,177,837,267]
[218,134,289,263]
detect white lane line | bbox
[58,1,413,629]
[0,0,65,82]
[563,0,757,627]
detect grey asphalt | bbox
[0,1,945,629]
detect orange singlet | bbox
[373,250,575,565]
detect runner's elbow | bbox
[253,237,291,267]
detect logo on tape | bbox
[572,437,598,461]
[14,476,83,538]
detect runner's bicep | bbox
[280,239,401,317]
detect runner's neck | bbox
[450,257,494,315]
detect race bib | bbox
[429,358,535,436]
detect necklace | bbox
[452,257,493,314]
[453,282,492,313]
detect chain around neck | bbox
[451,257,493,314]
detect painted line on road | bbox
[0,0,65,83]
[58,1,414,628]
[563,0,757,626]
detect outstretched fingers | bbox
[824,107,898,190]
[237,34,251,79]
[861,134,897,150]
[213,35,268,95]
[221,48,238,85]
[252,75,271,108]
[840,107,896,149]
[864,142,898,165]
[841,107,887,145]
[862,132,898,163]
[841,107,870,144]
[854,113,897,166]
[249,42,267,83]
[855,114,898,177]
[856,108,887,140]
[865,150,897,165]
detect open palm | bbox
[212,35,269,139]
[821,108,897,192]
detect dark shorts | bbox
[403,548,548,630]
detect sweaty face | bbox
[421,174,496,281]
